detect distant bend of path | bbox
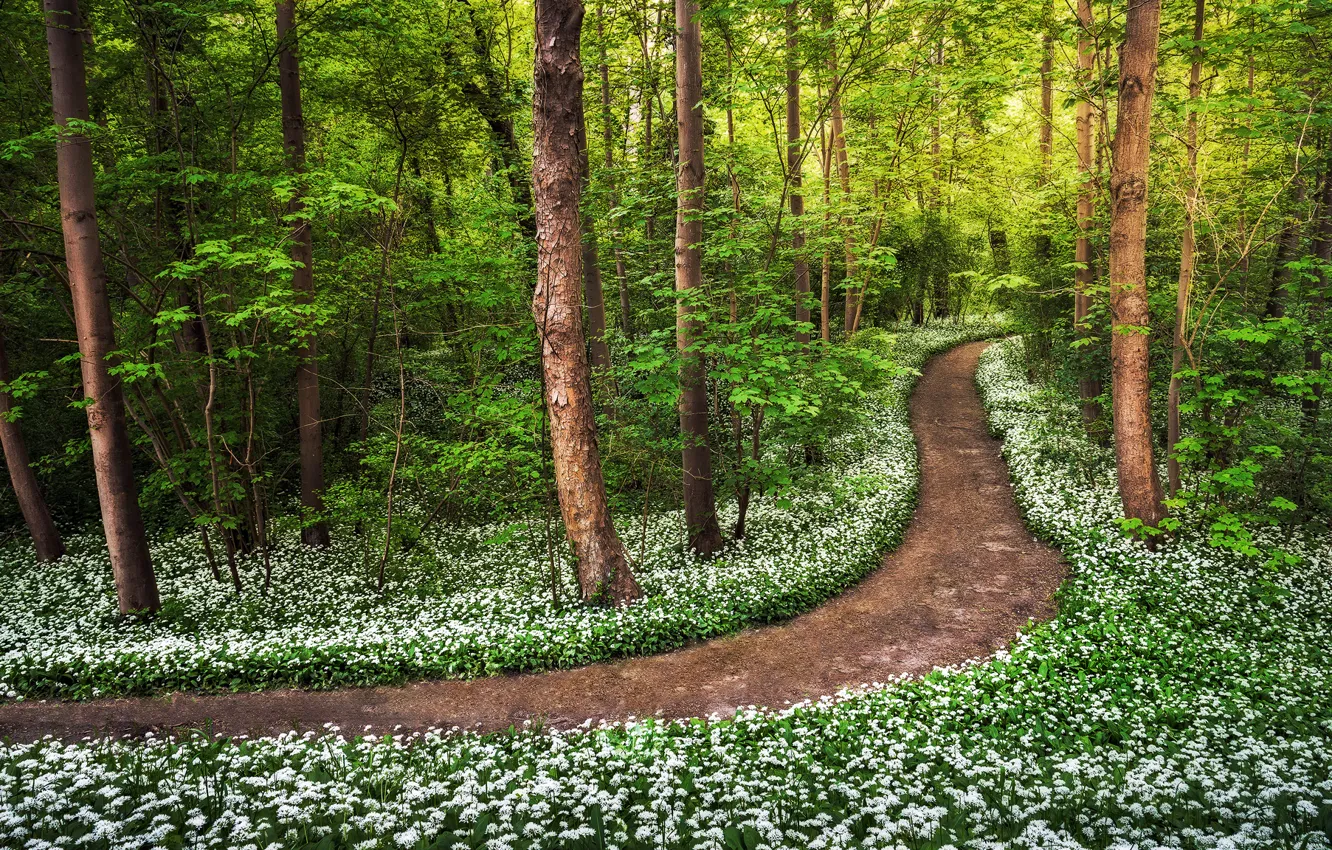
[0,342,1065,742]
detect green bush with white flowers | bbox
[3,337,1329,850]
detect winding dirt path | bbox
[0,342,1064,742]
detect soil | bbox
[0,341,1066,742]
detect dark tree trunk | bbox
[1304,165,1332,430]
[1266,176,1305,319]
[460,3,536,241]
[576,98,612,372]
[1108,0,1167,529]
[787,1,809,346]
[1167,0,1204,496]
[277,0,329,547]
[532,0,640,604]
[989,228,1011,273]
[824,11,858,335]
[1033,29,1054,263]
[675,0,723,556]
[597,7,634,340]
[44,0,159,611]
[1074,0,1103,425]
[820,118,832,341]
[0,320,64,562]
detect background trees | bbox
[1,0,1330,600]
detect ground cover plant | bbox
[3,338,1328,850]
[0,323,999,702]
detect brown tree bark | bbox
[277,0,329,547]
[820,115,832,343]
[787,1,810,346]
[44,0,159,611]
[0,320,64,562]
[824,13,858,335]
[675,0,724,555]
[576,98,612,372]
[1108,0,1167,529]
[1265,173,1305,319]
[1074,0,1103,425]
[1033,29,1053,266]
[532,0,640,604]
[1167,0,1204,496]
[1304,165,1332,430]
[597,6,634,340]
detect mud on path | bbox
[0,341,1065,742]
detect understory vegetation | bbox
[0,323,996,701]
[3,339,1328,850]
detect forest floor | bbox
[0,341,1065,742]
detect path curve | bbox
[0,342,1064,742]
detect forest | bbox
[0,0,1330,845]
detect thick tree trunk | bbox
[1167,0,1204,496]
[576,99,612,372]
[277,0,329,547]
[532,0,640,604]
[1108,0,1167,529]
[787,2,810,346]
[0,321,64,562]
[675,0,724,555]
[44,0,159,611]
[1074,0,1103,425]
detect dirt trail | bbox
[0,341,1064,742]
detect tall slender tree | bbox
[532,0,640,603]
[1074,0,1102,424]
[787,0,809,346]
[277,0,329,547]
[1108,0,1167,529]
[1167,0,1205,496]
[577,98,613,373]
[675,0,724,555]
[824,11,858,334]
[43,0,159,611]
[1033,22,1053,266]
[597,5,634,340]
[0,318,64,562]
[1304,165,1332,430]
[820,112,832,342]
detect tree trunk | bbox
[1074,0,1103,425]
[787,2,810,346]
[824,12,858,335]
[597,7,634,341]
[576,98,612,372]
[675,0,724,556]
[1034,30,1053,264]
[1167,0,1204,496]
[1265,172,1305,319]
[277,0,329,547]
[1304,166,1332,431]
[0,320,64,562]
[989,227,1011,273]
[1108,0,1166,530]
[820,116,832,343]
[532,0,640,604]
[44,0,159,611]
